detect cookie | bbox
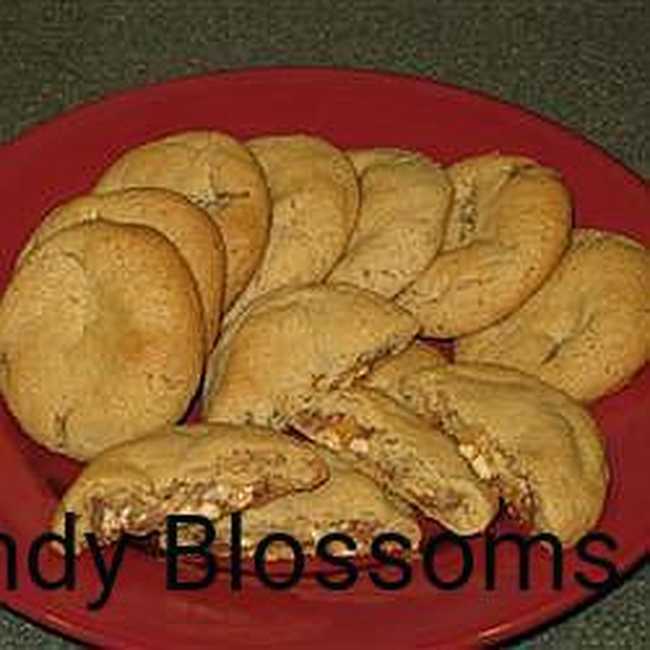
[327,148,452,297]
[0,220,205,461]
[202,284,419,429]
[367,361,609,545]
[217,451,421,559]
[396,154,571,337]
[364,341,448,395]
[225,135,359,324]
[18,188,226,346]
[50,423,329,553]
[95,130,270,308]
[456,228,650,401]
[292,386,498,536]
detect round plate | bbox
[0,68,647,649]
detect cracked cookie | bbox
[291,386,498,535]
[202,284,419,429]
[18,188,226,346]
[94,130,270,308]
[50,423,329,554]
[327,148,452,297]
[0,220,205,460]
[396,154,571,337]
[224,135,359,324]
[217,450,421,559]
[365,361,609,545]
[456,228,650,401]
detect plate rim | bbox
[0,65,648,187]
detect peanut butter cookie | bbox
[225,135,359,323]
[396,154,571,337]
[51,423,328,553]
[202,284,419,429]
[365,361,609,545]
[95,131,270,308]
[19,188,226,346]
[218,451,421,559]
[327,148,452,297]
[456,229,650,401]
[292,386,498,536]
[0,221,205,460]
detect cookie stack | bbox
[1,130,648,557]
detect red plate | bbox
[0,68,648,649]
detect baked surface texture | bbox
[365,360,609,546]
[396,154,572,337]
[291,385,499,536]
[225,135,359,323]
[218,450,422,559]
[365,341,449,395]
[456,228,650,401]
[202,283,419,428]
[0,220,205,460]
[18,188,226,345]
[327,148,452,297]
[95,130,271,309]
[51,422,329,552]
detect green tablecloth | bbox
[0,1,647,648]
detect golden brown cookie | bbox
[0,221,205,461]
[366,361,609,546]
[456,228,650,401]
[292,386,498,536]
[18,188,226,346]
[202,284,419,429]
[364,341,448,395]
[327,148,452,297]
[396,154,572,337]
[225,135,359,324]
[50,423,329,553]
[218,451,421,559]
[95,130,270,308]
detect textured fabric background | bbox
[0,1,647,648]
